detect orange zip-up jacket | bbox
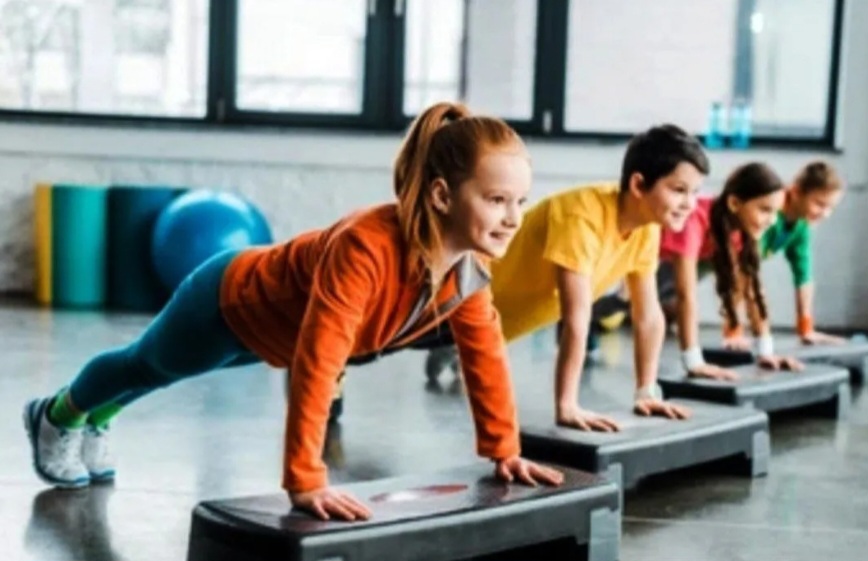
[219,204,520,492]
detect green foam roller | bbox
[51,184,108,308]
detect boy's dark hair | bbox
[620,124,710,192]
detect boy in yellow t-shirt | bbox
[491,182,658,341]
[426,124,711,432]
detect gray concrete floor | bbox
[1,302,866,560]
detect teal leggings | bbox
[67,250,260,412]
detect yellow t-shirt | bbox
[491,183,660,341]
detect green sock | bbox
[86,402,124,429]
[48,389,87,429]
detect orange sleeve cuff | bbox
[282,469,327,494]
[798,315,814,338]
[723,323,743,339]
[477,436,521,462]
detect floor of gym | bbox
[1,300,866,561]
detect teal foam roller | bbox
[51,184,108,308]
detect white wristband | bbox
[681,346,705,372]
[756,334,774,358]
[634,383,662,401]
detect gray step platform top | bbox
[659,363,849,414]
[196,464,614,531]
[702,341,868,361]
[661,363,847,396]
[785,339,868,361]
[701,335,868,380]
[188,462,620,561]
[519,399,769,488]
[521,398,766,451]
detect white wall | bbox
[0,1,866,330]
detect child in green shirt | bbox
[725,161,844,348]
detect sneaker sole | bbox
[89,470,116,483]
[23,399,90,489]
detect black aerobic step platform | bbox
[520,399,769,492]
[702,336,868,383]
[659,363,850,417]
[187,462,620,561]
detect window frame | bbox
[217,0,403,130]
[546,0,846,148]
[0,0,846,149]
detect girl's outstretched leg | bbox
[24,250,258,487]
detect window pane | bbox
[236,0,368,114]
[404,0,536,120]
[564,0,836,138]
[750,0,835,137]
[0,0,209,117]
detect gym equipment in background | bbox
[34,183,108,308]
[151,190,273,292]
[106,185,187,312]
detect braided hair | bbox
[708,163,783,328]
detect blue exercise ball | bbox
[151,190,273,291]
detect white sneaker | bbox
[23,398,90,488]
[425,346,460,381]
[82,425,116,482]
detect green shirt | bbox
[759,212,812,287]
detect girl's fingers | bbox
[516,462,537,487]
[599,415,622,431]
[674,404,692,419]
[341,493,372,520]
[534,465,564,486]
[496,461,514,482]
[311,500,330,521]
[589,417,615,432]
[323,496,356,521]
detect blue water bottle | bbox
[704,101,727,149]
[730,98,753,149]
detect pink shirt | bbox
[660,197,716,262]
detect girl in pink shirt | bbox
[658,162,803,379]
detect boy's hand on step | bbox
[757,355,804,371]
[556,405,621,432]
[688,363,740,381]
[634,398,691,420]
